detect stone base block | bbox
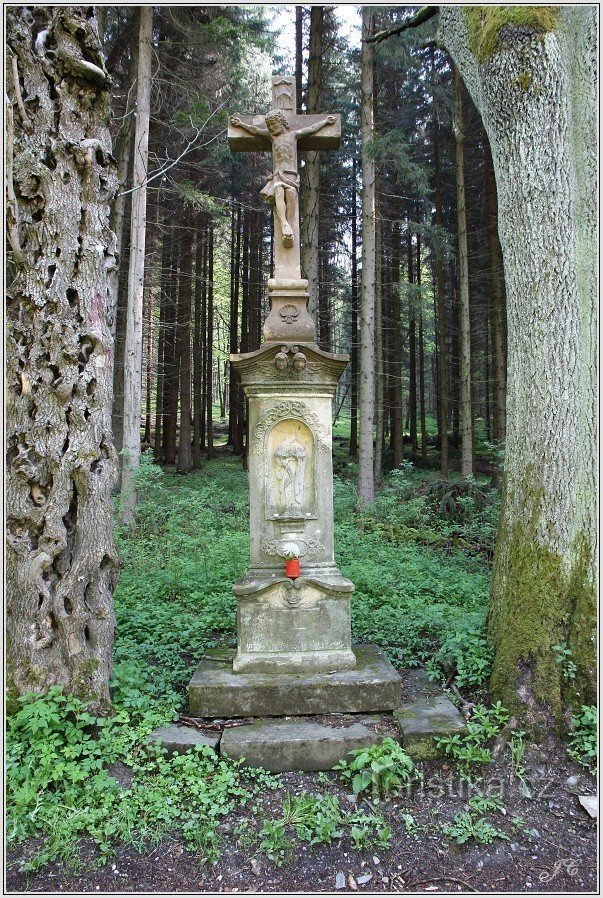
[188,644,403,718]
[394,669,466,760]
[149,724,220,757]
[220,715,389,772]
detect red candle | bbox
[285,557,300,579]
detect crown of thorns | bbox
[265,109,290,130]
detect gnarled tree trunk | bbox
[6,6,118,710]
[439,6,597,726]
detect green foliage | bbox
[436,703,509,778]
[257,819,292,866]
[443,810,509,846]
[7,455,500,866]
[334,738,420,801]
[553,642,577,682]
[281,792,390,852]
[6,687,279,870]
[567,706,597,771]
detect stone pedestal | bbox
[229,340,354,674]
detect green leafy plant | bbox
[435,703,509,779]
[257,819,292,866]
[553,642,577,682]
[443,810,509,845]
[568,705,597,771]
[334,738,420,800]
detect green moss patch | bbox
[464,6,559,63]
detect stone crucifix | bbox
[228,76,341,342]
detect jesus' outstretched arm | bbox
[294,114,337,140]
[230,115,270,139]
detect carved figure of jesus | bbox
[230,110,336,248]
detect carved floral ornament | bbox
[261,537,324,558]
[252,400,329,452]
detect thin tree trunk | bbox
[154,221,169,460]
[176,211,193,474]
[143,284,152,444]
[120,5,153,525]
[108,27,137,340]
[373,190,383,487]
[358,7,376,507]
[432,57,449,477]
[407,223,418,456]
[349,156,359,457]
[454,66,474,478]
[295,6,304,113]
[206,221,215,458]
[300,6,323,319]
[391,217,404,466]
[485,136,507,445]
[162,237,178,464]
[417,233,428,463]
[193,217,204,468]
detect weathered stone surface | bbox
[189,644,403,718]
[220,715,386,772]
[394,669,466,760]
[149,724,220,757]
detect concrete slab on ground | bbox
[220,715,389,772]
[394,668,466,760]
[149,723,220,757]
[188,644,403,718]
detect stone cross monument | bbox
[188,76,403,730]
[226,76,355,674]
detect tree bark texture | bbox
[6,6,118,709]
[119,5,152,525]
[358,7,376,507]
[439,7,597,724]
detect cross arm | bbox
[228,115,272,152]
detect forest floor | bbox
[7,740,597,893]
[6,440,598,894]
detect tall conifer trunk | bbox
[358,7,376,507]
[120,6,153,525]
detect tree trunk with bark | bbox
[6,6,119,710]
[176,210,193,474]
[205,221,215,459]
[439,6,597,725]
[484,136,507,446]
[453,66,474,478]
[349,156,359,457]
[300,6,323,319]
[431,58,449,477]
[358,7,376,507]
[119,5,152,526]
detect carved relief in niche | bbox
[266,419,316,521]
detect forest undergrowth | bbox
[7,447,595,874]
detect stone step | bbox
[188,644,403,718]
[149,723,220,757]
[394,669,467,760]
[220,715,392,772]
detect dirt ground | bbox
[6,738,597,895]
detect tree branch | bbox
[366,6,439,44]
